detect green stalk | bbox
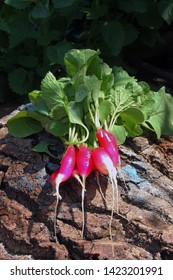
[108,109,119,131]
[68,124,89,145]
[109,100,135,131]
[78,124,89,144]
[88,105,95,125]
[95,106,101,129]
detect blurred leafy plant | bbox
[0,0,173,102]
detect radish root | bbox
[53,178,63,243]
[73,174,86,238]
[96,171,107,204]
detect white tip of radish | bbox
[53,174,64,200]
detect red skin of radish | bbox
[77,144,94,178]
[58,145,76,179]
[50,145,76,191]
[92,147,114,175]
[96,129,119,168]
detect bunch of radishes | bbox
[50,128,120,240]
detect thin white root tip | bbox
[53,193,62,200]
[81,177,86,239]
[108,166,118,258]
[96,171,107,203]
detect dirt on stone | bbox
[0,109,173,260]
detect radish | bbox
[92,147,118,244]
[77,144,94,178]
[74,144,94,237]
[50,145,76,241]
[50,145,76,198]
[96,128,119,168]
[92,147,115,175]
[50,168,59,187]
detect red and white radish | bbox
[50,145,76,241]
[92,147,118,243]
[75,144,94,237]
[50,145,76,199]
[77,145,94,177]
[96,128,119,168]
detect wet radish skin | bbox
[96,129,119,167]
[92,147,114,175]
[77,144,94,177]
[50,145,76,186]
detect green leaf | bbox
[116,0,148,13]
[18,55,38,69]
[99,100,113,123]
[31,4,50,19]
[75,85,89,102]
[146,117,161,139]
[120,108,144,137]
[125,81,143,96]
[101,73,114,95]
[45,119,69,137]
[84,75,101,104]
[50,105,67,120]
[146,88,173,138]
[136,2,163,29]
[64,49,100,76]
[47,42,73,65]
[7,111,43,138]
[87,59,114,95]
[103,21,125,56]
[138,90,155,119]
[63,82,75,101]
[158,0,173,24]
[8,15,35,49]
[111,125,127,145]
[5,0,32,10]
[32,141,58,158]
[53,0,78,8]
[0,18,10,33]
[66,101,83,125]
[29,90,49,115]
[123,23,139,46]
[66,101,89,143]
[35,29,60,47]
[8,68,33,95]
[111,87,136,114]
[87,57,112,80]
[41,72,65,109]
[113,66,137,87]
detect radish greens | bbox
[7,48,173,146]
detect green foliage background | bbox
[1,0,173,102]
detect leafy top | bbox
[7,49,173,149]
